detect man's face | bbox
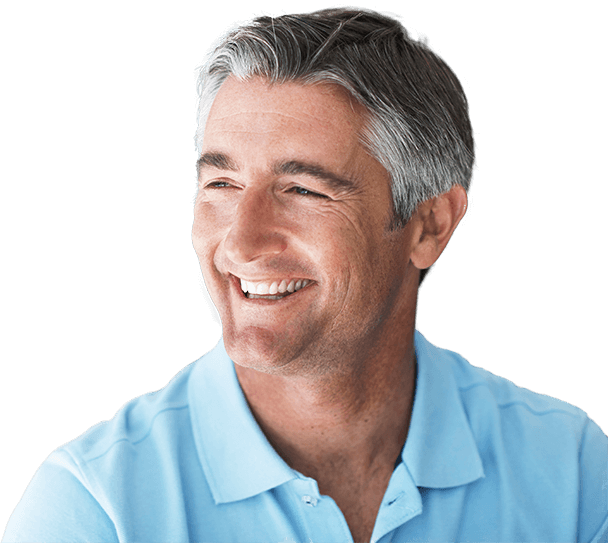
[192,77,419,375]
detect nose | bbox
[223,187,287,264]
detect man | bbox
[4,8,607,543]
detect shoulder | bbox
[432,339,608,542]
[65,359,197,465]
[444,346,594,448]
[3,355,208,543]
[417,333,598,476]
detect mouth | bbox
[238,277,313,300]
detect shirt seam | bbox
[458,382,582,418]
[85,404,189,463]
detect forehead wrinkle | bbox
[207,109,332,135]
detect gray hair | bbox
[195,8,474,229]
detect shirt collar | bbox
[188,339,295,504]
[189,332,484,504]
[403,331,485,488]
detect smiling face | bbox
[192,76,420,375]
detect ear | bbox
[410,185,468,271]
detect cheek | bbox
[334,228,404,308]
[192,202,225,263]
[312,236,376,314]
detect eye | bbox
[205,180,232,189]
[291,186,328,199]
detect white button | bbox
[301,495,318,506]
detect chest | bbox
[339,501,380,543]
[322,475,390,543]
[332,493,384,543]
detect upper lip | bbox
[230,273,313,283]
[236,275,309,282]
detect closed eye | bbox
[205,181,328,199]
[290,186,328,199]
[205,180,233,189]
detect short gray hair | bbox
[195,8,474,228]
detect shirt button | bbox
[301,495,318,507]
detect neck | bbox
[233,328,417,482]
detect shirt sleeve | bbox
[2,449,118,543]
[579,417,608,543]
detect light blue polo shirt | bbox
[4,332,608,542]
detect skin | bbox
[192,76,467,543]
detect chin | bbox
[222,326,305,375]
[224,326,326,376]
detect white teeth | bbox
[255,283,269,295]
[239,277,311,296]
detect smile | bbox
[239,277,312,300]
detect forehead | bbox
[208,75,363,120]
[202,76,367,154]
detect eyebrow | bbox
[197,153,357,193]
[197,152,238,176]
[273,160,356,192]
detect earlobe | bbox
[410,185,468,271]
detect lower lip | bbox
[232,277,312,303]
